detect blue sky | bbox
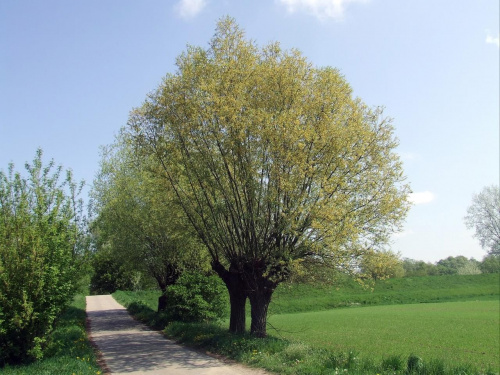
[1,0,498,262]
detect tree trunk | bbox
[158,292,167,312]
[228,286,247,333]
[248,288,273,338]
[212,260,247,333]
[153,263,180,312]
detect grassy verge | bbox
[113,290,499,375]
[1,294,103,375]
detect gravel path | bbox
[86,295,269,375]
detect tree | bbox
[359,250,404,280]
[479,253,500,273]
[0,150,84,365]
[402,258,438,277]
[436,256,480,275]
[89,246,136,294]
[464,185,500,256]
[91,133,206,311]
[456,261,481,275]
[129,18,410,337]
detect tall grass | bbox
[1,294,103,375]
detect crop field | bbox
[267,300,500,370]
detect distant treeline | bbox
[401,254,499,277]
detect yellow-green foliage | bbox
[359,250,405,280]
[130,16,410,278]
[1,295,102,375]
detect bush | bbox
[360,250,405,280]
[0,150,84,366]
[166,271,228,323]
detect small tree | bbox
[360,250,404,280]
[464,185,500,256]
[436,256,480,275]
[89,246,135,294]
[456,261,481,275]
[0,150,84,365]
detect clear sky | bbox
[1,0,498,262]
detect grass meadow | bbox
[267,300,499,369]
[113,273,500,374]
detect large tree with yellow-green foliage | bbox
[130,18,410,337]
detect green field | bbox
[268,300,500,370]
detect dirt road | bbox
[86,295,269,375]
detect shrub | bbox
[166,271,228,323]
[0,150,84,366]
[360,250,405,280]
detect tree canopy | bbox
[90,132,206,311]
[129,18,410,336]
[464,185,500,256]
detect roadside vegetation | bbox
[1,294,102,375]
[0,150,92,366]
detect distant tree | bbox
[456,260,481,275]
[402,258,438,277]
[129,18,411,336]
[464,185,500,256]
[0,150,85,365]
[360,250,404,280]
[479,253,500,274]
[436,256,480,275]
